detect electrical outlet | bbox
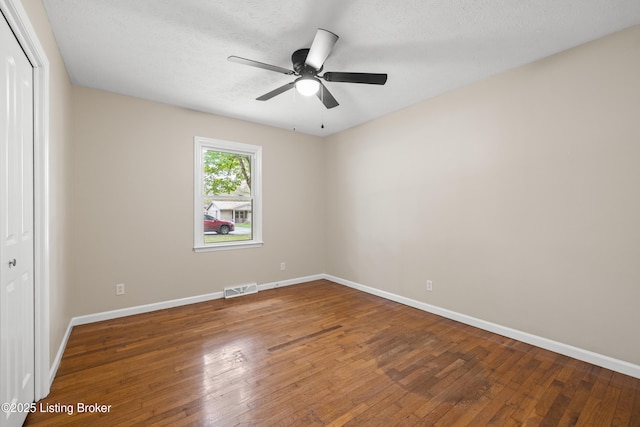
[116,283,125,296]
[280,262,286,271]
[426,280,433,292]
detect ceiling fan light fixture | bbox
[295,77,320,96]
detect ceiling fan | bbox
[228,28,387,109]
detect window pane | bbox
[203,149,251,197]
[203,198,252,243]
[201,149,252,244]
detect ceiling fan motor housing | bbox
[292,48,321,75]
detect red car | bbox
[203,214,235,234]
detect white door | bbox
[1,12,35,427]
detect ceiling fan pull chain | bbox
[321,86,325,129]
[292,89,297,131]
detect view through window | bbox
[194,137,262,251]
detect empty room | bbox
[1,0,639,426]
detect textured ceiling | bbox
[42,0,640,136]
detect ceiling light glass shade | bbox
[295,77,320,96]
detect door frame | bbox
[0,0,50,400]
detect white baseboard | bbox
[50,273,640,386]
[258,274,325,292]
[71,290,224,326]
[68,273,325,329]
[49,321,74,386]
[323,274,640,380]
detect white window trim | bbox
[193,136,262,252]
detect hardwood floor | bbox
[25,280,640,426]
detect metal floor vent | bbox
[224,283,258,299]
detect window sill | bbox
[193,241,264,253]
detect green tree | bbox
[203,150,251,195]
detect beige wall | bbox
[20,0,74,367]
[325,25,640,365]
[69,87,326,315]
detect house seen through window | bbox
[194,137,262,251]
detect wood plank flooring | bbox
[25,280,640,426]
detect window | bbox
[194,137,262,251]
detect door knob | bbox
[8,259,16,268]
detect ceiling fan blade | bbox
[305,28,339,70]
[316,82,339,109]
[323,72,387,85]
[228,56,295,75]
[256,82,295,101]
